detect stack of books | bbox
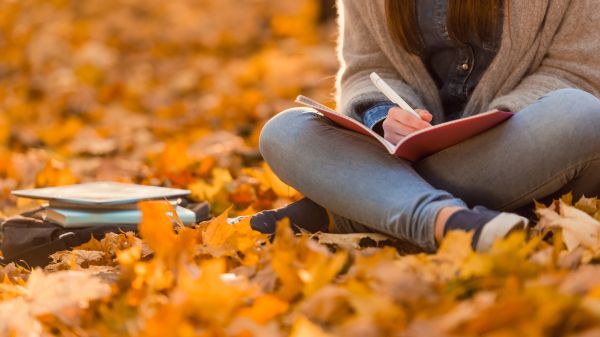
[12,182,197,228]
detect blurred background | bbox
[0,0,338,216]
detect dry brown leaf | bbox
[444,292,498,331]
[46,249,106,271]
[26,269,111,319]
[298,285,352,325]
[560,265,600,295]
[313,232,394,250]
[0,269,110,335]
[0,298,42,337]
[536,200,600,251]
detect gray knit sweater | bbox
[335,0,600,124]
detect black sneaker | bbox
[227,198,331,234]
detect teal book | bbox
[42,205,196,228]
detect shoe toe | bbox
[475,213,529,252]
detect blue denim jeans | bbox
[258,89,600,252]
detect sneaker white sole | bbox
[227,216,248,225]
[476,213,530,252]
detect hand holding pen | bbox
[370,72,432,144]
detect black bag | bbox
[0,201,211,267]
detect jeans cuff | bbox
[362,103,395,129]
[421,198,468,252]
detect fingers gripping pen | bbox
[370,72,422,120]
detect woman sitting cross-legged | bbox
[232,0,600,252]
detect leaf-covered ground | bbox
[1,1,600,336]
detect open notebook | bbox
[296,95,514,162]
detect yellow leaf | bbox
[438,230,474,258]
[262,162,299,198]
[138,201,178,259]
[575,196,599,216]
[169,258,251,327]
[202,206,237,247]
[34,159,78,187]
[159,141,191,174]
[37,117,83,147]
[302,250,348,296]
[239,294,289,324]
[116,245,142,267]
[289,316,333,337]
[189,167,233,213]
[270,218,303,300]
[200,208,267,266]
[561,192,574,206]
[0,115,11,148]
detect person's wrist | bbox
[362,102,395,130]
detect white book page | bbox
[295,95,396,153]
[12,181,191,205]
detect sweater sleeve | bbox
[488,0,600,112]
[335,0,425,122]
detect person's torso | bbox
[417,0,503,120]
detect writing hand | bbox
[382,107,433,145]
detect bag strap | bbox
[8,232,81,267]
[5,225,138,267]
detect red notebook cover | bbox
[295,95,514,162]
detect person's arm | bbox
[488,0,600,112]
[335,0,425,122]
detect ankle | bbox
[434,206,466,243]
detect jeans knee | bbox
[543,88,600,115]
[541,88,600,138]
[259,107,319,163]
[544,88,597,102]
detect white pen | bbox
[370,72,422,120]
